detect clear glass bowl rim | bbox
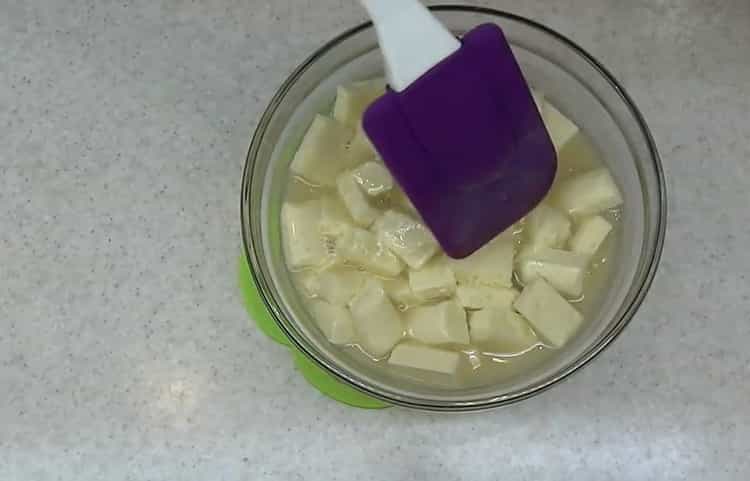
[241,5,667,411]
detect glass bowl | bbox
[241,6,666,411]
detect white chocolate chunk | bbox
[406,300,469,345]
[333,80,385,126]
[352,161,394,196]
[469,307,537,351]
[335,80,385,164]
[517,247,589,298]
[391,187,419,216]
[290,115,355,186]
[446,233,514,288]
[556,168,624,217]
[408,259,456,300]
[335,225,403,277]
[542,101,579,154]
[355,78,386,92]
[281,201,329,270]
[388,342,461,375]
[346,124,379,164]
[525,203,572,249]
[308,300,356,344]
[349,280,404,357]
[383,278,422,309]
[374,210,439,269]
[456,285,520,310]
[302,268,368,306]
[318,195,354,237]
[336,171,380,227]
[513,278,583,348]
[569,215,613,255]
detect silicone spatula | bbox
[360,0,557,258]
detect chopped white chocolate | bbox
[406,300,469,345]
[281,201,329,269]
[517,247,589,298]
[335,225,403,277]
[290,115,355,186]
[352,161,394,196]
[525,203,572,249]
[336,171,380,227]
[374,210,439,269]
[569,215,613,255]
[346,124,379,164]
[382,278,422,309]
[279,77,625,383]
[408,258,456,300]
[542,102,579,154]
[349,279,404,357]
[333,80,385,126]
[302,268,368,306]
[308,300,356,345]
[513,278,583,348]
[318,195,353,237]
[556,168,624,217]
[456,285,520,310]
[334,80,385,164]
[388,342,461,375]
[446,233,514,288]
[391,187,419,216]
[469,307,537,351]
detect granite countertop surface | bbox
[2,0,749,479]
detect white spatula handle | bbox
[360,0,460,92]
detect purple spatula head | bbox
[363,23,557,258]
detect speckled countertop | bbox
[2,0,750,479]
